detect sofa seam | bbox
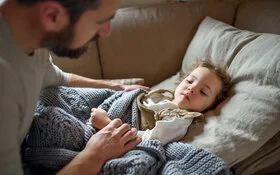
[96,39,104,79]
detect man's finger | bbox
[124,136,142,152]
[117,123,131,136]
[106,118,122,128]
[121,127,137,144]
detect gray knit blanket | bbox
[22,86,229,175]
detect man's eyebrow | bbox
[97,14,116,24]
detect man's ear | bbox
[39,1,69,32]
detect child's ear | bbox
[39,1,69,32]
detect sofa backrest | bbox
[235,0,280,35]
[52,0,280,86]
[120,0,168,8]
[98,0,237,86]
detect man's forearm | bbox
[67,73,122,90]
[56,149,103,175]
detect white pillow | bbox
[152,17,280,169]
[150,72,180,91]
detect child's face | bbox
[173,67,222,112]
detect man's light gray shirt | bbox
[0,14,69,174]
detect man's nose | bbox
[97,22,111,37]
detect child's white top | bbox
[137,98,193,145]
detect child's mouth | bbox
[183,94,190,101]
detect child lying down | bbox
[22,59,231,174]
[88,59,231,145]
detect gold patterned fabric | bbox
[137,89,204,131]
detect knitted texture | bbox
[101,141,229,175]
[24,147,78,170]
[163,142,230,175]
[23,86,146,172]
[98,89,142,129]
[100,140,166,175]
[22,86,229,175]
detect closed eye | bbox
[186,79,193,84]
[200,90,207,96]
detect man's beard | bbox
[41,24,98,59]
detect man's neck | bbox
[1,0,41,55]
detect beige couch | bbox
[53,0,280,174]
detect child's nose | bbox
[187,87,195,94]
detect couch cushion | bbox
[235,0,280,35]
[152,17,280,169]
[99,0,236,86]
[233,131,280,175]
[120,0,168,8]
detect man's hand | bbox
[85,119,141,161]
[68,74,150,92]
[57,119,141,175]
[81,119,141,173]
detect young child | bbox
[87,59,231,145]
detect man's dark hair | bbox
[17,0,100,25]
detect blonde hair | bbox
[178,59,231,107]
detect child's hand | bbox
[88,108,111,129]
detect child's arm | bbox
[87,108,112,129]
